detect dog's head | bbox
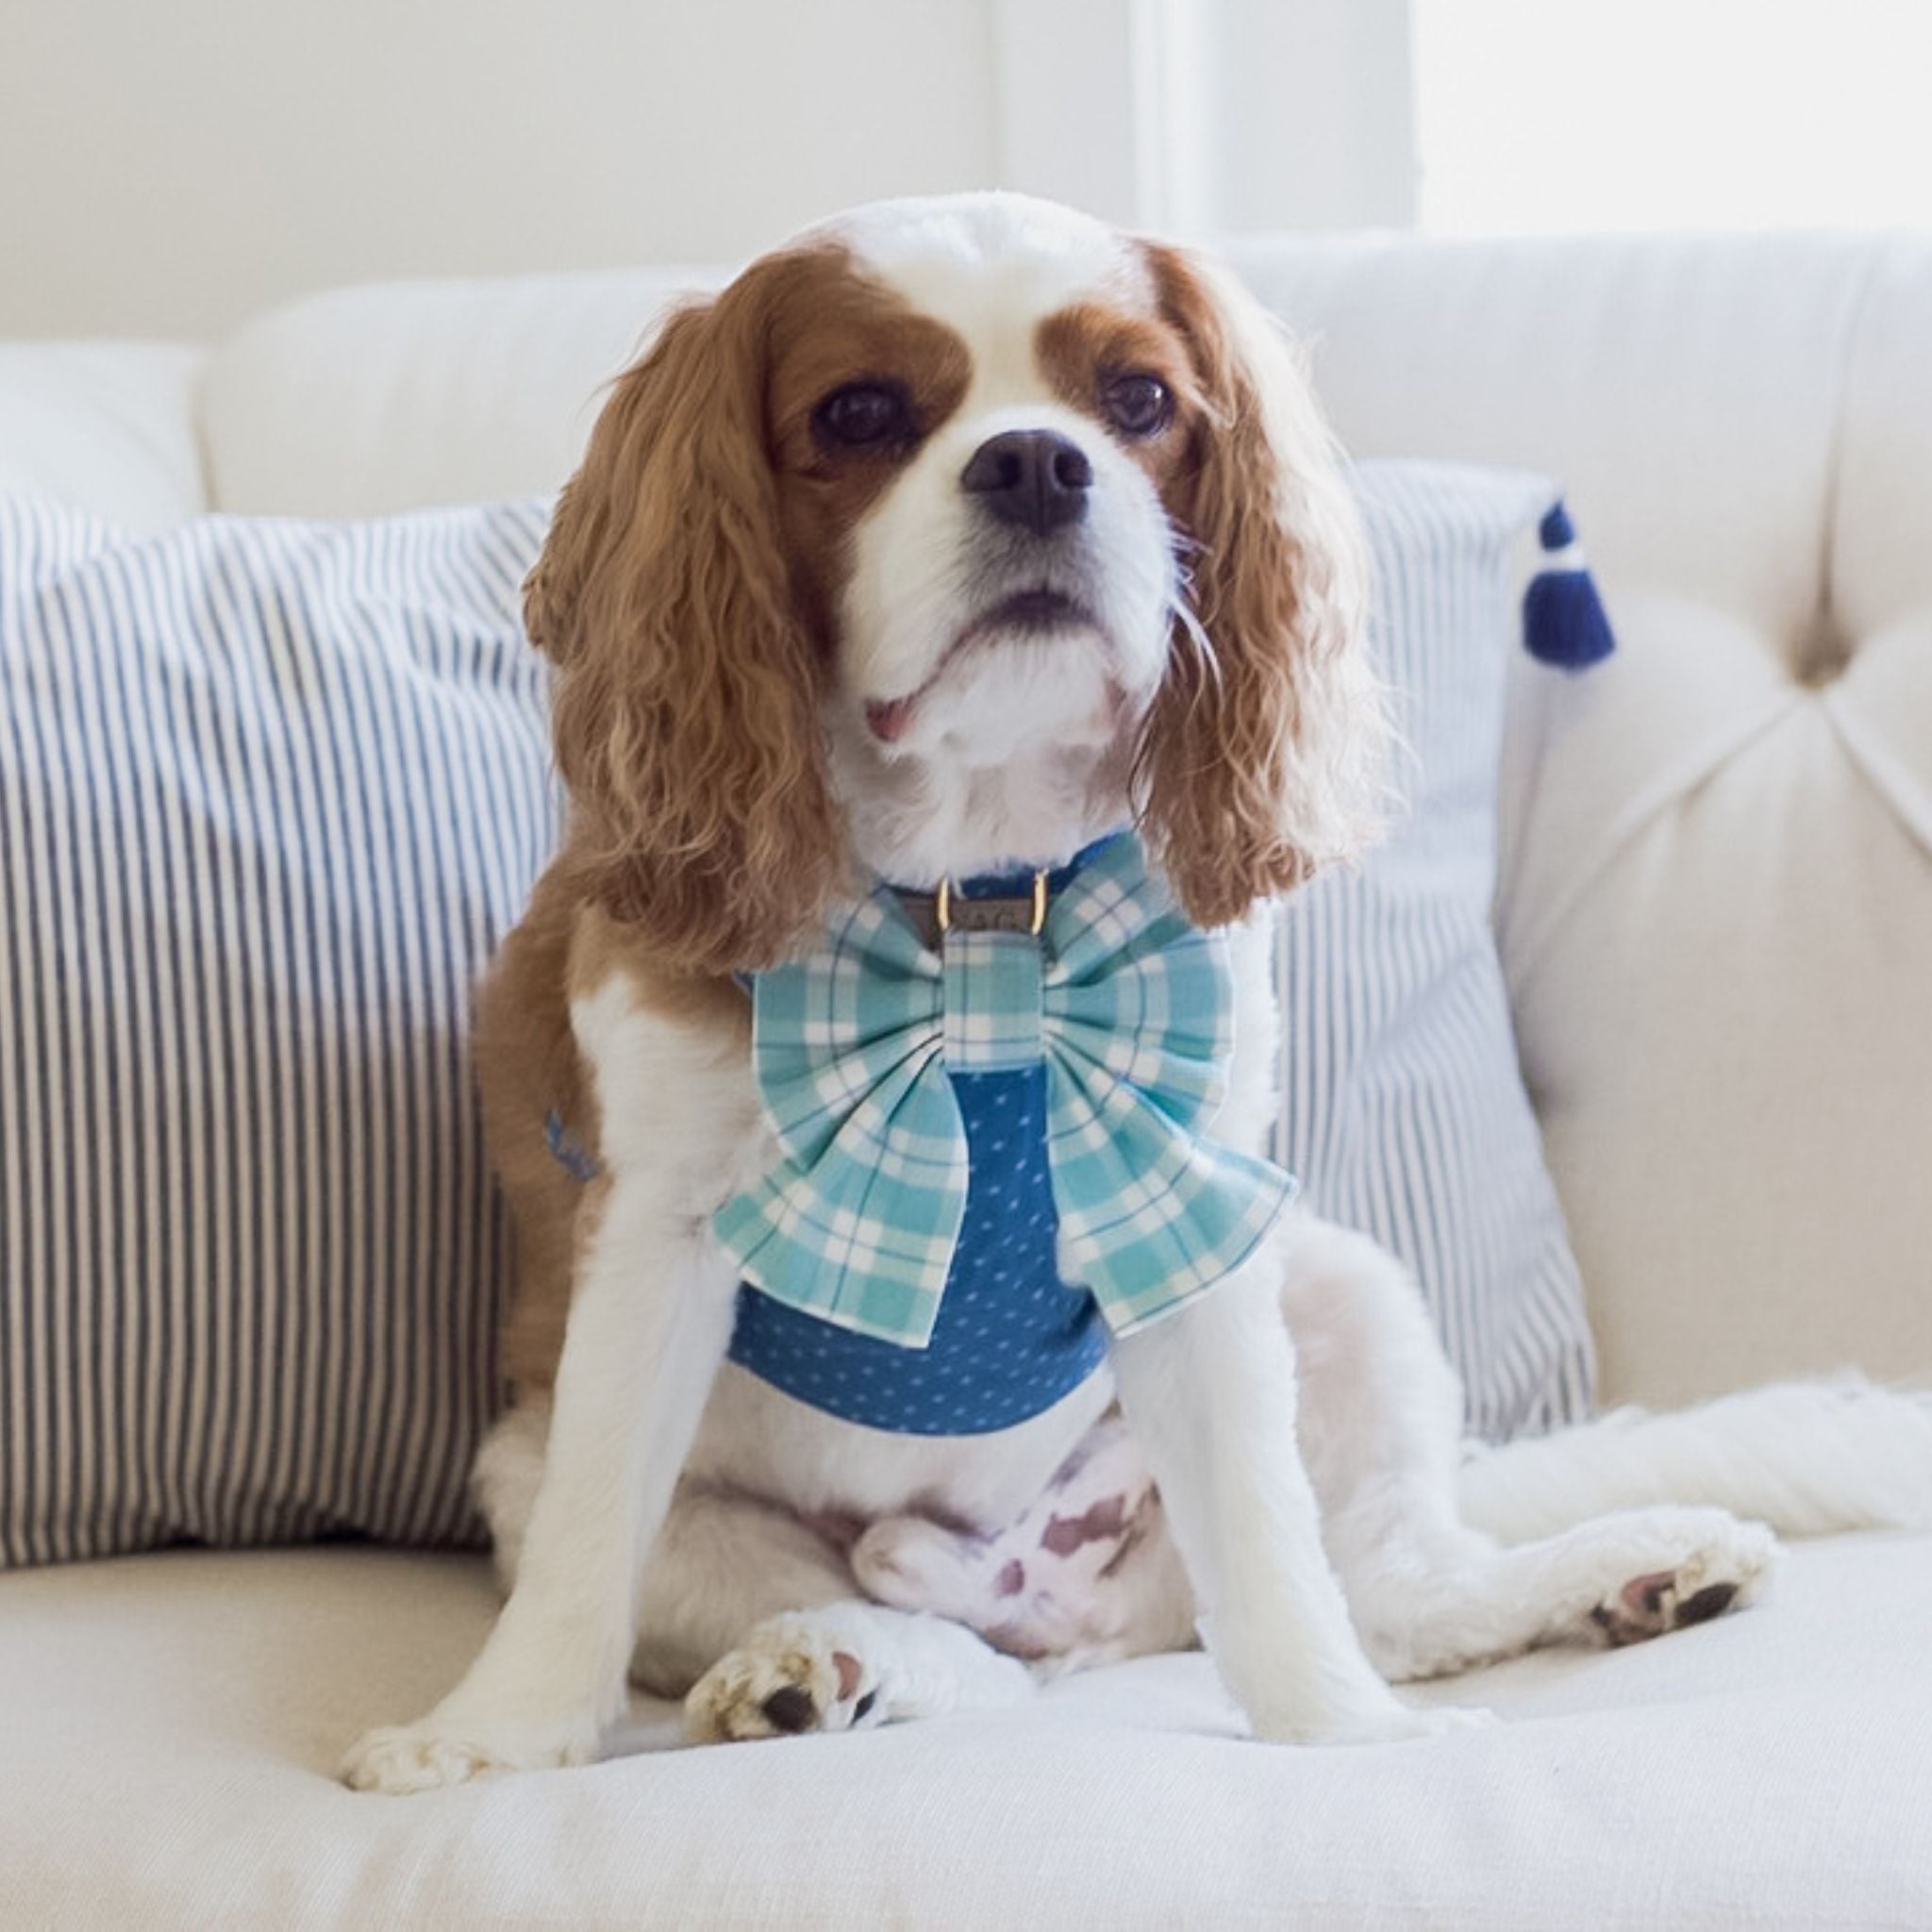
[529,192,1381,974]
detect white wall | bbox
[1413,0,1932,235]
[0,0,1414,342]
[1189,0,1415,235]
[0,0,996,340]
[991,0,1415,240]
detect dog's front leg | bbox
[344,976,749,1794]
[1110,1257,1486,1745]
[342,1179,738,1792]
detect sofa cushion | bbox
[1227,232,1932,1408]
[0,497,555,1565]
[198,273,723,518]
[1,1532,1925,1927]
[0,343,206,529]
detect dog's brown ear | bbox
[527,260,843,974]
[1134,243,1385,929]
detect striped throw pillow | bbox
[1274,462,1594,1439]
[0,497,556,1566]
[0,467,1588,1568]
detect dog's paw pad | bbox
[758,1683,821,1734]
[1674,1580,1741,1625]
[1590,1520,1778,1646]
[684,1625,875,1744]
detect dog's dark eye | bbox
[1101,372,1173,439]
[814,382,913,450]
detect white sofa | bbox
[3,233,1929,1930]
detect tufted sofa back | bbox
[4,232,1927,1407]
[1229,235,1932,1410]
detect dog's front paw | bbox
[1324,1701,1498,1745]
[341,1709,601,1793]
[684,1615,880,1744]
[1256,1702,1498,1747]
[1249,1689,1497,1747]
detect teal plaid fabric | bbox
[713,834,1297,1348]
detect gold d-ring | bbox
[933,871,1048,935]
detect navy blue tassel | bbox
[1524,500,1616,670]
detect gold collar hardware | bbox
[932,869,1048,937]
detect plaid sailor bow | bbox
[713,834,1297,1349]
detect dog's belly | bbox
[684,1357,1118,1535]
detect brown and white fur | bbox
[343,192,1932,1792]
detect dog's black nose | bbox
[960,430,1092,537]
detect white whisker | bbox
[1170,589,1223,695]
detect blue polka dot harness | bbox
[547,833,1295,1438]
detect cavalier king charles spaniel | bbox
[344,192,1929,1792]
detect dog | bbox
[343,192,1932,1792]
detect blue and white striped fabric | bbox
[0,495,556,1567]
[1278,462,1595,1439]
